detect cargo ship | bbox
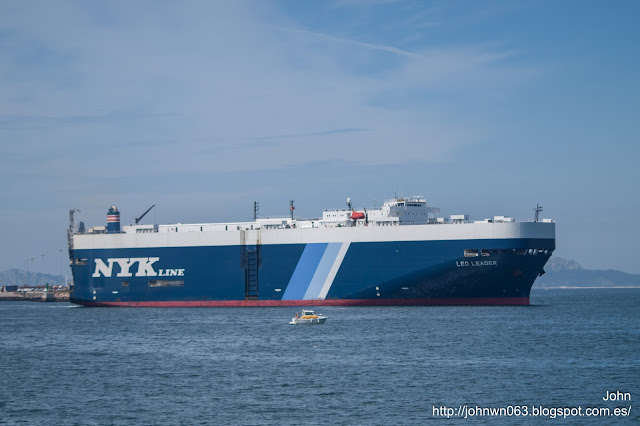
[68,196,555,307]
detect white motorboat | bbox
[289,309,328,325]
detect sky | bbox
[1,0,639,277]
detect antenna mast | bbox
[290,200,295,221]
[534,204,543,222]
[253,201,259,221]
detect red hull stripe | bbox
[75,297,530,307]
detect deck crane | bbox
[135,205,156,225]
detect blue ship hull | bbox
[70,237,554,306]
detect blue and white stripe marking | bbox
[281,242,350,300]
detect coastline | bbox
[0,291,70,302]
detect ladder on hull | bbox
[240,229,260,300]
[244,248,259,300]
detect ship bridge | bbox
[320,196,440,227]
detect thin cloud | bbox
[282,27,426,60]
[0,111,176,130]
[250,127,371,141]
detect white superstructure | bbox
[88,196,444,235]
[74,196,555,251]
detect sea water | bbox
[0,288,638,424]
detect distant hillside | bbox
[544,257,583,272]
[535,257,640,288]
[0,269,67,287]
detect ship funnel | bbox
[107,205,121,233]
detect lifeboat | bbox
[350,211,365,220]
